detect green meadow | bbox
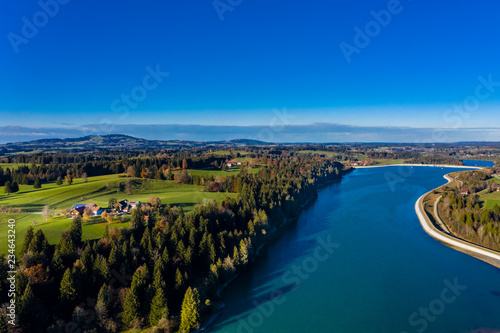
[0,212,130,255]
[211,150,250,156]
[0,163,38,169]
[480,191,500,210]
[297,150,339,157]
[0,172,239,255]
[0,173,236,212]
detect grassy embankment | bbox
[297,150,405,165]
[0,169,240,255]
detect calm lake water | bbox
[208,166,500,333]
[463,159,495,167]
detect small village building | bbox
[70,204,88,216]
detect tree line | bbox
[438,169,500,250]
[0,155,346,332]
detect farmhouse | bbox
[91,206,104,216]
[114,200,128,212]
[227,160,242,167]
[128,201,141,210]
[70,203,105,216]
[114,200,142,213]
[70,204,88,216]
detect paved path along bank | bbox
[415,174,500,268]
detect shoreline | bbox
[353,163,481,169]
[414,172,500,268]
[196,173,349,331]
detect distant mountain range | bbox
[0,134,273,155]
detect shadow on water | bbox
[207,182,345,332]
[209,284,299,330]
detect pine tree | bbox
[60,268,77,308]
[20,226,34,257]
[69,216,83,247]
[34,176,41,189]
[175,268,184,290]
[93,255,110,287]
[18,283,37,331]
[10,181,19,193]
[149,281,169,326]
[80,243,94,272]
[4,180,11,194]
[179,287,201,333]
[129,208,144,234]
[122,286,141,328]
[95,284,110,327]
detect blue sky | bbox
[1,0,500,142]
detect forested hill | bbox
[0,155,348,332]
[0,134,272,156]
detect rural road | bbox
[433,195,450,234]
[415,174,500,267]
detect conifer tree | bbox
[149,280,169,326]
[175,268,184,291]
[34,176,41,189]
[60,268,77,308]
[179,287,201,333]
[28,229,49,255]
[4,180,11,194]
[21,226,34,257]
[18,284,37,331]
[122,286,141,328]
[69,216,83,247]
[95,284,110,327]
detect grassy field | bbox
[372,158,406,165]
[211,150,249,156]
[0,163,38,169]
[0,213,130,255]
[0,173,237,213]
[0,171,241,255]
[487,175,500,184]
[480,191,500,209]
[297,150,338,157]
[189,165,260,178]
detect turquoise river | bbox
[208,164,500,333]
